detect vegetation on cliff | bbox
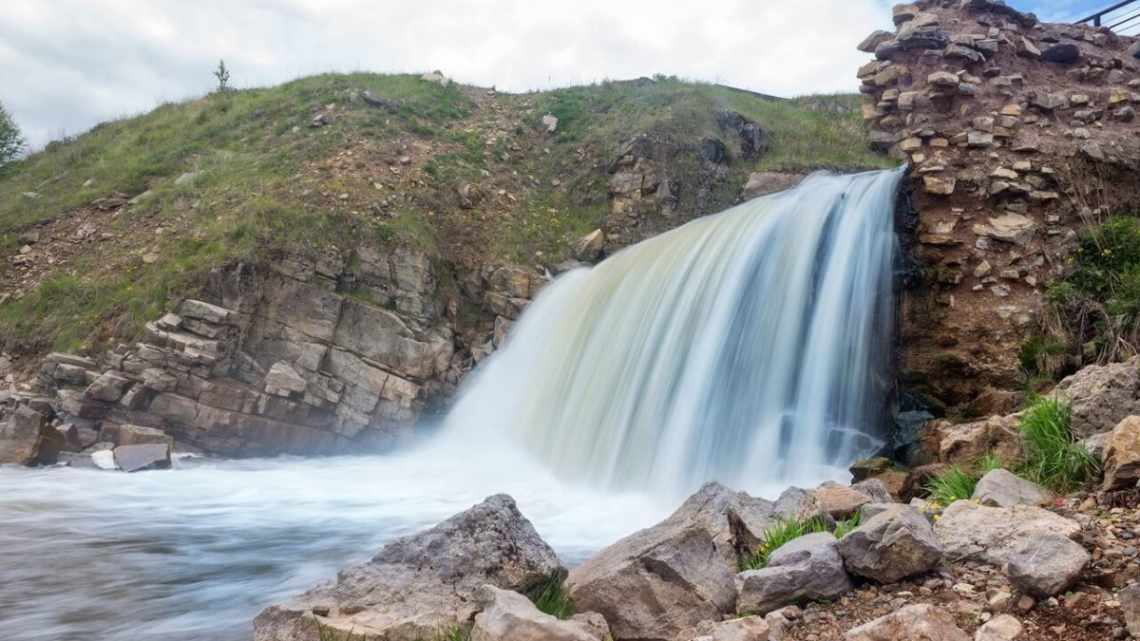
[0,73,885,356]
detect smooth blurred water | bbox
[445,169,903,497]
[0,435,678,641]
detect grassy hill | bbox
[0,73,891,355]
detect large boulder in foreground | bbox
[845,604,969,641]
[971,469,1051,508]
[836,505,941,583]
[933,501,1080,566]
[567,482,779,641]
[1103,416,1140,491]
[253,495,561,641]
[0,406,63,466]
[470,585,609,641]
[736,532,852,615]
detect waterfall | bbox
[445,169,904,497]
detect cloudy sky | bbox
[0,0,1112,149]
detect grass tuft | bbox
[925,465,978,505]
[1018,397,1099,492]
[740,515,830,571]
[527,571,575,620]
[833,512,862,539]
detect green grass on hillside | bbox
[0,73,885,354]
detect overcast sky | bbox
[0,0,1108,149]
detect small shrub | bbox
[740,516,830,571]
[528,571,575,620]
[0,100,24,167]
[925,465,978,505]
[1018,397,1098,492]
[213,59,231,92]
[833,513,862,539]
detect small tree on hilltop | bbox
[213,59,231,93]
[0,101,25,167]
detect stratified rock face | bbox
[736,533,853,615]
[34,245,535,457]
[567,482,779,641]
[933,500,1080,565]
[1055,357,1140,438]
[971,469,1051,507]
[1005,533,1089,597]
[0,406,61,465]
[844,603,969,641]
[857,0,1140,409]
[470,586,609,641]
[1103,415,1140,491]
[253,494,562,641]
[836,505,942,583]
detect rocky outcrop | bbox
[971,468,1051,507]
[836,504,942,583]
[566,482,780,641]
[253,494,561,641]
[30,246,536,457]
[1054,356,1140,437]
[922,414,1021,464]
[736,532,853,615]
[858,0,1140,409]
[844,603,969,641]
[470,586,609,641]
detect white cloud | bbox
[0,0,894,148]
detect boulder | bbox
[927,415,1021,464]
[573,229,605,261]
[470,585,608,641]
[974,614,1023,641]
[971,469,1051,508]
[0,406,62,465]
[1121,582,1140,638]
[851,479,894,504]
[836,505,941,583]
[857,30,895,54]
[845,604,969,641]
[1103,416,1140,491]
[84,371,132,402]
[113,443,172,472]
[691,616,771,641]
[812,482,873,519]
[1005,533,1089,597]
[1053,356,1140,437]
[1041,43,1079,64]
[933,501,1080,565]
[91,449,118,470]
[254,495,562,641]
[567,483,779,641]
[736,532,853,615]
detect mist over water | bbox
[0,169,903,640]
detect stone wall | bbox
[32,246,539,457]
[858,0,1140,411]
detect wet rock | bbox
[0,406,63,466]
[113,443,172,472]
[1005,533,1089,597]
[845,603,969,641]
[573,229,605,261]
[736,532,853,615]
[91,449,118,470]
[470,585,609,641]
[972,469,1051,508]
[1103,415,1140,491]
[934,501,1080,565]
[568,482,778,641]
[254,494,561,641]
[837,504,941,583]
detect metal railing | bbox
[1077,0,1140,35]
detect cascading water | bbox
[0,168,905,641]
[445,169,904,496]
